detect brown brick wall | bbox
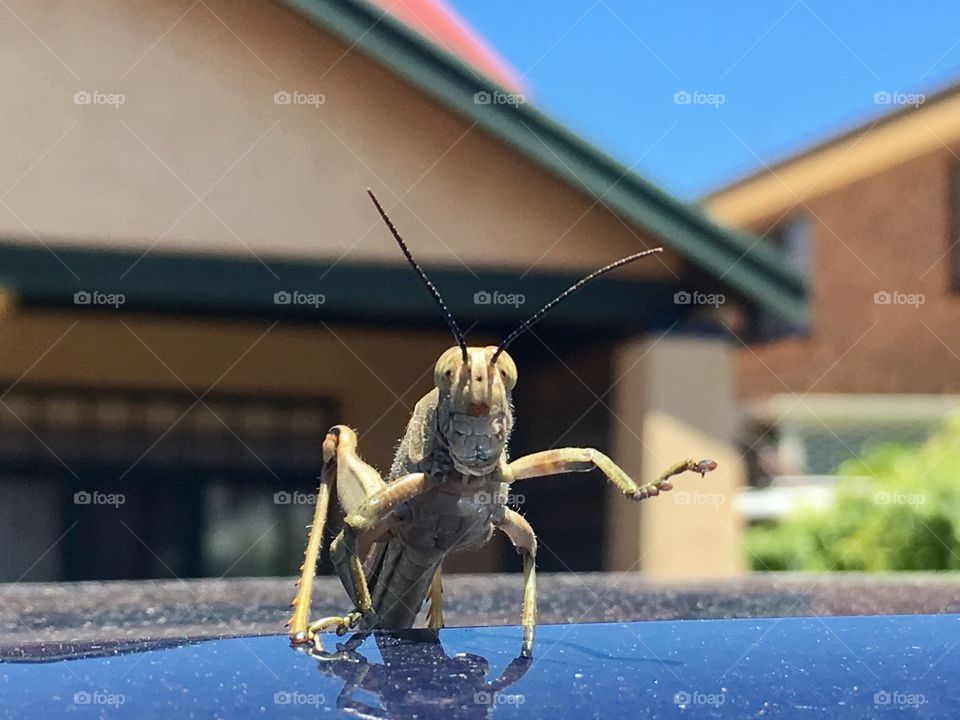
[737,149,960,398]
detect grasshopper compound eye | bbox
[489,348,517,391]
[434,347,465,391]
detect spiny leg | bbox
[503,448,716,500]
[496,509,537,657]
[426,567,444,630]
[288,425,385,646]
[287,446,334,644]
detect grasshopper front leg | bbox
[495,509,537,657]
[503,448,716,500]
[426,567,444,630]
[327,472,433,632]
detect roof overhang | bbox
[0,242,689,334]
[703,82,960,227]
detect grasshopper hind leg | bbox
[288,425,385,647]
[289,425,435,647]
[287,442,335,645]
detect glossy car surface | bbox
[2,613,957,718]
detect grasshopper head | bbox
[434,346,516,476]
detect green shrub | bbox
[744,415,960,571]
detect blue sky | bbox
[448,0,960,199]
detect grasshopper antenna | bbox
[367,189,469,361]
[492,248,664,362]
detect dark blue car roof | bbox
[2,613,957,718]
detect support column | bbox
[604,334,743,578]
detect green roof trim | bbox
[279,0,807,325]
[0,242,682,333]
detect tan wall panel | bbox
[0,309,477,472]
[0,0,677,279]
[607,336,743,578]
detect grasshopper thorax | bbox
[434,346,516,476]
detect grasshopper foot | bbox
[289,629,312,645]
[630,458,717,501]
[692,458,718,477]
[308,610,365,639]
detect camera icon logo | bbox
[274,290,291,305]
[74,490,91,505]
[474,91,491,105]
[673,90,692,105]
[474,290,492,305]
[274,91,292,105]
[274,491,292,505]
[873,291,891,305]
[673,290,691,305]
[873,91,892,105]
[73,91,92,105]
[74,290,91,305]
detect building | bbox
[702,81,960,517]
[0,0,803,582]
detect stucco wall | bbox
[0,0,678,279]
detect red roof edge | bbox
[364,0,526,94]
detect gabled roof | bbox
[279,0,807,325]
[703,80,960,226]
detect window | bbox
[0,386,333,581]
[769,213,810,278]
[749,213,809,341]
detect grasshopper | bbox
[288,190,717,657]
